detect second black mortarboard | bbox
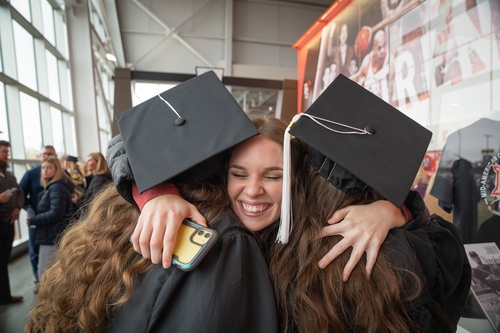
[117,71,259,193]
[277,74,432,243]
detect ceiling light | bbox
[106,53,117,62]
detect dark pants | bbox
[0,222,14,303]
[28,227,38,282]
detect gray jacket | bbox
[106,135,136,205]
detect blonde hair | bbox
[87,152,111,176]
[40,156,68,188]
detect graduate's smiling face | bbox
[227,135,283,232]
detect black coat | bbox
[30,178,74,245]
[398,191,472,332]
[104,214,279,333]
[78,173,112,207]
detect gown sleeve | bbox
[395,212,472,332]
[107,134,181,209]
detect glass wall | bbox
[0,0,115,248]
[131,80,280,120]
[0,1,76,246]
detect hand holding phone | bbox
[172,220,218,271]
[1,188,16,203]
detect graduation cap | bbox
[67,155,78,163]
[277,74,432,243]
[117,71,259,193]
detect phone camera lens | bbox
[197,231,204,236]
[204,233,211,238]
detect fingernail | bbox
[318,261,325,269]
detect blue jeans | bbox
[29,227,39,282]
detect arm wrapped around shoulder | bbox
[106,135,136,205]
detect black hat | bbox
[277,74,432,243]
[117,71,259,193]
[67,155,78,163]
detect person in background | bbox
[328,23,355,77]
[348,58,359,76]
[469,250,500,296]
[74,152,111,216]
[19,145,57,286]
[0,140,24,305]
[60,155,85,192]
[60,154,85,206]
[27,156,74,279]
[350,29,389,99]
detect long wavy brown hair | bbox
[269,165,422,333]
[26,178,229,333]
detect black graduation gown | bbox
[396,192,472,332]
[104,214,279,333]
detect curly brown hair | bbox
[26,183,148,333]
[26,177,230,333]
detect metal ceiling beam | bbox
[128,0,219,69]
[103,0,126,67]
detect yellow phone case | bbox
[172,220,218,271]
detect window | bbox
[19,92,42,159]
[10,0,31,22]
[13,21,37,91]
[50,107,64,154]
[41,0,56,46]
[46,50,61,103]
[0,83,8,141]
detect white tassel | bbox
[276,114,302,244]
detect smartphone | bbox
[172,220,218,271]
[7,187,17,194]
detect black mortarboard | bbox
[67,155,78,163]
[117,71,259,193]
[277,74,432,243]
